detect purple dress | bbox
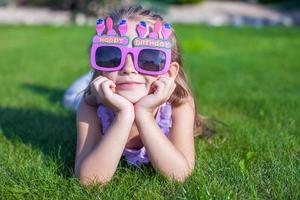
[97,102,172,166]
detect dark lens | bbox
[95,46,121,68]
[138,49,166,72]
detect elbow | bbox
[79,175,111,187]
[166,161,195,183]
[172,168,193,183]
[76,165,112,187]
[78,170,112,187]
[173,176,188,183]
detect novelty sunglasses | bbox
[90,17,173,75]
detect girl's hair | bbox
[84,5,213,138]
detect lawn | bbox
[0,24,299,199]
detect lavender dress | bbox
[97,102,173,166]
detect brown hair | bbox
[84,5,213,138]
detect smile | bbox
[116,82,145,89]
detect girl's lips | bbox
[116,82,144,89]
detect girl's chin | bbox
[125,96,142,104]
[117,91,148,104]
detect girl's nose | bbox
[119,54,138,75]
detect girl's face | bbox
[102,19,162,103]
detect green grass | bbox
[0,24,299,199]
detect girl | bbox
[73,5,204,186]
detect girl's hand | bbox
[90,76,134,114]
[134,76,176,114]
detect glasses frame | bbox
[90,37,172,76]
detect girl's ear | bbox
[167,62,180,79]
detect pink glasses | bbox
[90,17,173,76]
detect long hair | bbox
[84,5,215,138]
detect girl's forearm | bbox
[135,110,191,182]
[79,111,134,185]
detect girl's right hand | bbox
[90,76,134,114]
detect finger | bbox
[91,75,107,85]
[91,76,107,86]
[152,80,166,96]
[159,76,174,85]
[101,80,116,97]
[159,77,175,94]
[92,76,108,85]
[93,75,105,81]
[92,77,109,91]
[160,78,177,99]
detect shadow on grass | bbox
[22,83,66,104]
[0,106,77,178]
[0,83,77,177]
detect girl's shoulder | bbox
[171,95,195,117]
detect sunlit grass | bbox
[0,24,299,199]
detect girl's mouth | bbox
[117,82,144,89]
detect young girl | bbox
[73,5,204,186]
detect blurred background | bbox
[0,0,299,199]
[0,0,300,26]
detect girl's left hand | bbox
[134,76,176,114]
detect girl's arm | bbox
[75,98,134,186]
[135,96,195,182]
